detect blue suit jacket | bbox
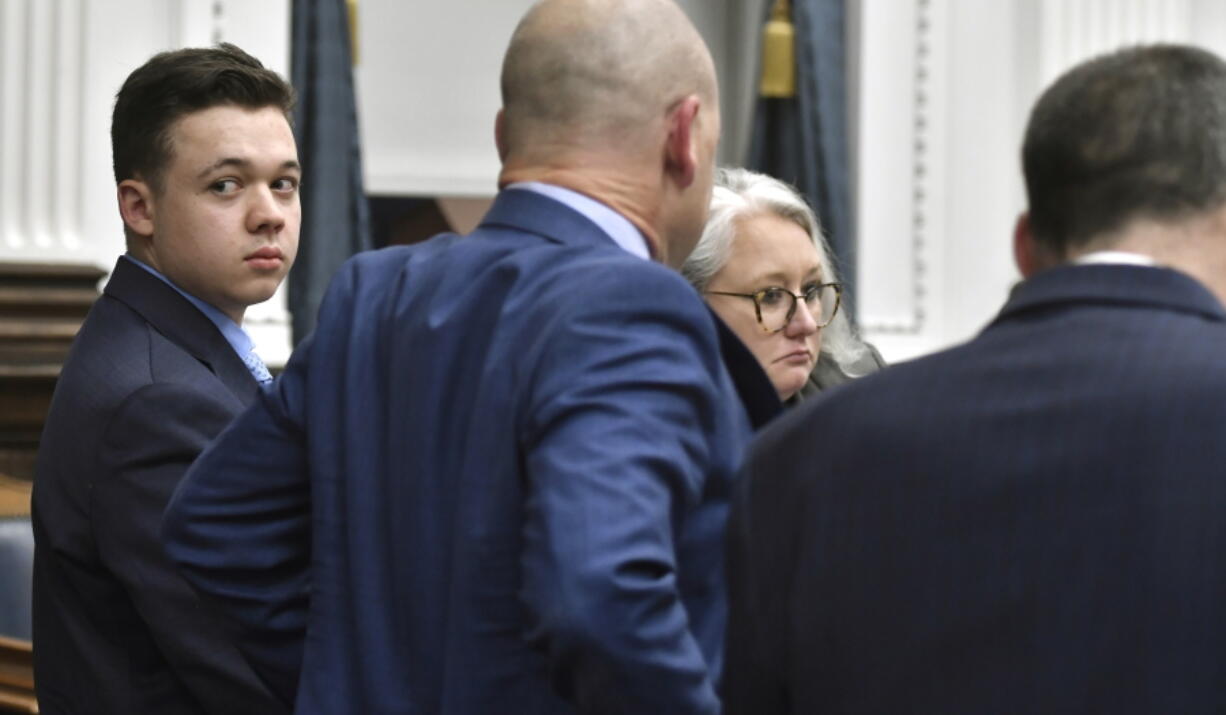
[32,258,284,715]
[164,189,769,714]
[726,264,1226,714]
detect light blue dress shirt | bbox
[506,181,652,260]
[122,254,265,381]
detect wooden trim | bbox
[0,477,31,518]
[0,260,105,483]
[0,636,34,714]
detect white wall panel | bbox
[356,0,752,198]
[936,0,1025,352]
[855,0,943,359]
[356,0,531,198]
[1039,0,1192,87]
[855,0,1226,363]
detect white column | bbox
[0,0,88,261]
[1038,0,1192,87]
[2,0,228,268]
[50,0,86,255]
[0,0,30,255]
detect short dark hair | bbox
[1023,44,1226,253]
[111,43,295,192]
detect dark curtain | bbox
[289,0,371,344]
[748,0,855,307]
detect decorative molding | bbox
[0,0,87,261]
[210,0,225,45]
[53,0,86,254]
[0,1,28,254]
[0,635,35,711]
[0,261,106,485]
[859,0,932,335]
[22,0,52,252]
[168,0,226,52]
[1038,0,1192,86]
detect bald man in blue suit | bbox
[163,1,778,713]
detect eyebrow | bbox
[196,158,302,179]
[744,265,822,287]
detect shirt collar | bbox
[505,181,651,260]
[121,254,254,359]
[1073,250,1157,267]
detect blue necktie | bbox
[243,349,274,386]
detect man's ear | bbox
[117,178,156,238]
[1013,211,1045,278]
[664,95,701,190]
[495,108,509,163]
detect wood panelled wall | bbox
[0,262,102,511]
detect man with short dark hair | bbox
[162,1,772,713]
[726,44,1226,714]
[32,43,297,714]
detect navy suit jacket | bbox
[32,258,285,714]
[164,189,770,714]
[727,263,1226,714]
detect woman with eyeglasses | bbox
[682,168,884,403]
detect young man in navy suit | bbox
[32,44,297,714]
[163,1,777,713]
[726,44,1226,714]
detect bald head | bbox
[499,0,717,154]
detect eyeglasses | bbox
[706,282,842,332]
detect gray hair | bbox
[681,167,870,373]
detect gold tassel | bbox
[759,0,796,98]
[347,0,360,66]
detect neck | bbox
[1074,214,1226,306]
[499,160,663,260]
[126,249,246,324]
[1151,241,1226,308]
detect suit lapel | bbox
[104,258,259,406]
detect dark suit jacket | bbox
[727,263,1226,714]
[163,188,773,714]
[32,258,285,714]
